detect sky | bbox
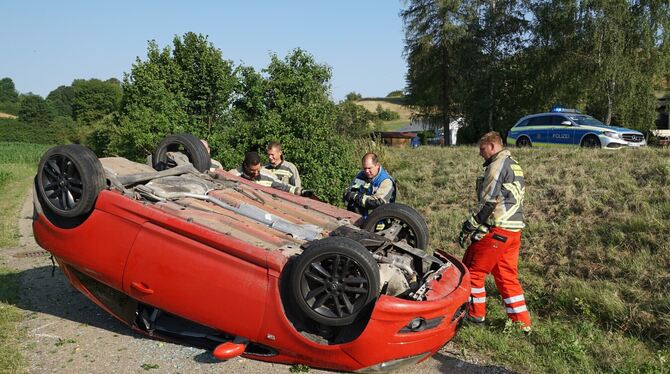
[1,1,408,102]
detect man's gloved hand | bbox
[458,216,489,248]
[344,190,357,203]
[458,219,478,248]
[301,189,315,197]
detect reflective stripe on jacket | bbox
[229,166,302,195]
[475,150,525,230]
[264,160,301,188]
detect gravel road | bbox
[0,192,513,374]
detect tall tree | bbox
[71,78,122,125]
[109,33,237,159]
[462,0,528,133]
[18,94,54,124]
[0,77,19,103]
[172,32,235,136]
[402,0,466,145]
[46,85,75,117]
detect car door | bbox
[549,115,575,145]
[526,115,550,145]
[122,222,269,339]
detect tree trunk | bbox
[442,39,450,146]
[605,79,614,125]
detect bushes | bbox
[105,36,358,204]
[375,104,400,121]
[0,118,72,144]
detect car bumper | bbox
[600,137,646,148]
[257,251,470,371]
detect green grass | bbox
[0,141,51,373]
[384,146,670,373]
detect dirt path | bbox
[1,191,512,374]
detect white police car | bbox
[507,108,646,149]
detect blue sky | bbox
[1,1,408,101]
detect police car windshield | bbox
[567,115,608,127]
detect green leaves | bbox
[104,36,357,203]
[402,0,670,141]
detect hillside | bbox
[355,97,414,131]
[382,145,669,373]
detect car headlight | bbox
[603,131,622,139]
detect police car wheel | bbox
[516,137,531,147]
[362,203,429,249]
[581,135,601,148]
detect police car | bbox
[507,107,646,148]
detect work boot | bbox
[467,315,485,324]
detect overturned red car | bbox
[32,134,470,372]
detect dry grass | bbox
[384,145,670,372]
[0,112,17,119]
[355,98,414,119]
[356,98,414,131]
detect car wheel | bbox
[152,134,211,172]
[516,137,531,147]
[36,144,105,219]
[581,135,601,148]
[361,203,429,249]
[290,237,380,327]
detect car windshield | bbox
[567,115,608,127]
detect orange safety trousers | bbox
[462,227,531,327]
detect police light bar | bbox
[550,105,581,114]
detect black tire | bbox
[36,144,105,219]
[581,135,601,148]
[290,237,380,327]
[152,134,211,172]
[516,137,532,147]
[361,203,429,249]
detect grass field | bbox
[0,142,51,373]
[385,145,670,372]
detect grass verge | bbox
[384,145,670,373]
[0,142,51,373]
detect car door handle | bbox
[130,281,154,295]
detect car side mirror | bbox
[561,120,572,126]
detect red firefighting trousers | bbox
[462,227,531,327]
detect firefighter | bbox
[264,141,301,188]
[458,131,531,331]
[344,152,396,217]
[229,151,313,197]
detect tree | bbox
[0,77,19,103]
[18,94,54,124]
[402,0,467,145]
[172,32,235,135]
[345,91,363,101]
[71,78,122,125]
[335,101,375,137]
[108,33,236,159]
[108,41,190,159]
[224,49,357,203]
[46,85,75,117]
